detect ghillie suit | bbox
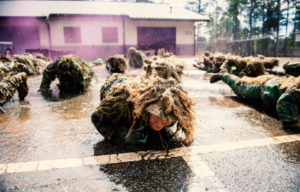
[195,51,214,71]
[144,59,182,83]
[0,72,28,113]
[38,55,94,93]
[262,58,279,69]
[267,62,300,77]
[0,61,28,81]
[211,72,300,128]
[245,60,266,77]
[12,54,50,75]
[105,54,129,74]
[157,48,173,58]
[204,53,226,73]
[0,55,12,64]
[220,55,243,75]
[127,47,144,68]
[257,54,265,60]
[92,75,196,146]
[35,54,51,62]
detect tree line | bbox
[187,0,300,57]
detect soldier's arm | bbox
[38,63,58,92]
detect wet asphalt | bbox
[1,57,300,191]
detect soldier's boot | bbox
[210,69,228,84]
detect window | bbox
[64,27,81,44]
[102,27,118,43]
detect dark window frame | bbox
[64,27,82,44]
[102,27,118,43]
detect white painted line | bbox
[7,161,38,173]
[0,164,7,174]
[289,134,300,141]
[274,135,296,143]
[108,154,121,164]
[83,155,110,166]
[188,161,215,177]
[118,153,142,162]
[1,134,299,175]
[209,142,234,152]
[182,155,201,162]
[52,158,82,169]
[37,160,54,171]
[188,145,215,154]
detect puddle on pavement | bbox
[100,157,195,192]
[200,142,300,192]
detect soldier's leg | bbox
[17,73,29,100]
[38,63,57,92]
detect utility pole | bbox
[275,0,280,57]
[214,0,218,53]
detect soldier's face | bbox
[149,113,172,131]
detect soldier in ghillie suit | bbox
[105,54,129,74]
[127,47,144,68]
[92,75,196,146]
[239,60,266,77]
[197,54,226,73]
[144,59,182,83]
[210,71,300,128]
[11,53,50,75]
[0,72,28,113]
[267,62,300,77]
[257,54,279,69]
[157,48,173,58]
[194,51,214,71]
[38,55,94,93]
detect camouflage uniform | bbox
[92,75,195,145]
[0,72,28,113]
[220,74,300,127]
[38,56,94,92]
[268,62,300,77]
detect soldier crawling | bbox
[0,72,28,113]
[210,71,300,128]
[127,47,144,68]
[38,55,94,93]
[92,75,196,147]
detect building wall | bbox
[0,18,49,48]
[124,18,195,55]
[0,17,195,59]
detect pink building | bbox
[0,1,209,60]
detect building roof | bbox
[0,1,209,21]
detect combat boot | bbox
[210,69,228,84]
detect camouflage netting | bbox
[106,54,129,74]
[96,75,196,144]
[127,47,144,68]
[247,60,266,76]
[12,53,51,75]
[157,48,173,58]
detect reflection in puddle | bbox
[100,157,194,192]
